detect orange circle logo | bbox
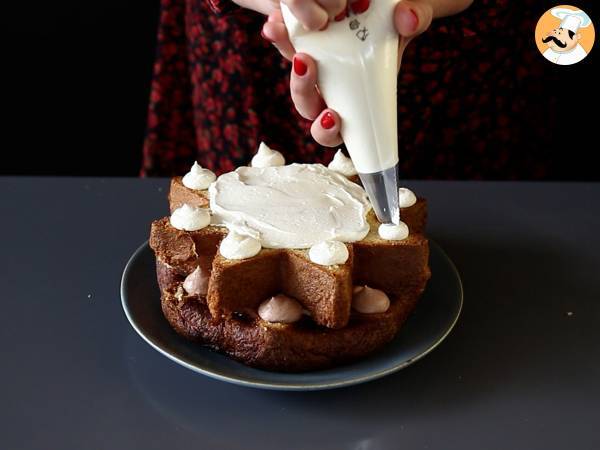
[535,5,595,65]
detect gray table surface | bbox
[1,177,599,450]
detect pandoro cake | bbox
[149,143,430,372]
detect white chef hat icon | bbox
[551,7,592,33]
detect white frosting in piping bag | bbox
[398,187,417,208]
[209,164,371,249]
[182,162,216,190]
[282,1,400,174]
[170,204,211,231]
[328,149,357,177]
[309,240,349,266]
[250,142,285,168]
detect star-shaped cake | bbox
[150,146,430,371]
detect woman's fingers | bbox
[290,53,342,146]
[290,53,325,120]
[266,0,470,150]
[267,0,436,63]
[311,109,343,147]
[289,52,342,146]
[281,0,329,30]
[273,0,426,149]
[393,0,433,39]
[262,11,296,61]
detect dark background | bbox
[1,0,598,179]
[2,1,160,177]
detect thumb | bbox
[394,0,433,39]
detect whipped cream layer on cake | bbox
[209,163,371,249]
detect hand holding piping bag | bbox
[261,0,473,147]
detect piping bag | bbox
[282,0,402,224]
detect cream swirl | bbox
[209,164,371,249]
[398,187,417,208]
[258,294,303,324]
[327,149,357,177]
[170,204,211,231]
[219,229,262,260]
[352,286,390,314]
[378,221,409,241]
[182,162,216,190]
[309,240,349,266]
[250,142,285,168]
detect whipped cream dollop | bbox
[398,187,417,208]
[309,240,349,266]
[219,229,262,260]
[258,294,303,324]
[327,149,357,177]
[352,286,390,314]
[378,221,409,241]
[250,142,285,168]
[170,204,211,231]
[183,266,209,296]
[182,162,216,190]
[209,164,371,249]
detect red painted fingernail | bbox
[293,56,307,76]
[321,112,335,129]
[350,0,370,14]
[407,9,418,32]
[334,10,346,21]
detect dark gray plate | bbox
[121,240,462,391]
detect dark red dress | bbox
[142,0,556,179]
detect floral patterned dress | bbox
[142,0,555,179]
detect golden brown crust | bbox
[209,247,356,329]
[150,217,224,274]
[156,247,355,329]
[353,233,431,296]
[152,221,430,330]
[161,285,422,372]
[401,198,427,234]
[207,250,282,319]
[279,250,353,329]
